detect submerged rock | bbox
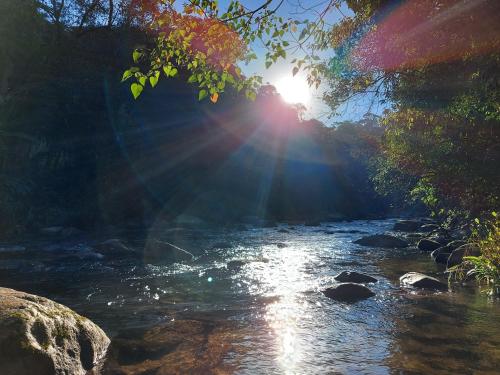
[277,228,290,233]
[322,283,375,302]
[0,287,110,375]
[334,271,377,284]
[275,242,288,248]
[354,234,408,248]
[226,260,246,271]
[102,319,238,374]
[393,220,422,232]
[144,240,194,264]
[400,272,448,291]
[447,244,481,268]
[95,239,138,258]
[417,239,442,252]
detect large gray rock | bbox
[447,243,481,268]
[0,287,110,375]
[354,234,408,248]
[334,271,377,284]
[417,238,442,252]
[393,220,422,232]
[144,240,194,264]
[322,283,375,302]
[400,272,448,291]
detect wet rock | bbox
[211,242,232,250]
[0,287,110,375]
[95,239,138,258]
[275,242,288,248]
[354,234,408,248]
[102,319,238,374]
[400,272,448,291]
[420,224,440,232]
[334,271,377,284]
[417,239,442,252]
[277,228,290,233]
[393,220,422,232]
[144,240,194,264]
[431,247,452,264]
[226,260,246,271]
[445,240,467,251]
[322,283,375,302]
[447,243,481,268]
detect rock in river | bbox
[0,287,110,375]
[393,220,422,232]
[400,272,448,291]
[322,283,375,302]
[431,247,452,264]
[144,240,194,264]
[334,271,377,284]
[95,239,138,258]
[417,238,442,252]
[447,243,481,268]
[354,234,408,248]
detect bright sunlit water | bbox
[1,219,499,374]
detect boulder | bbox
[226,260,246,271]
[400,272,448,291]
[431,247,452,264]
[420,224,440,232]
[322,283,375,302]
[0,287,110,375]
[276,242,288,248]
[445,240,467,251]
[393,220,422,232]
[144,240,194,264]
[447,243,481,268]
[94,239,137,258]
[354,234,408,248]
[417,239,442,252]
[277,228,290,233]
[334,271,377,284]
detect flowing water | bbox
[1,219,499,374]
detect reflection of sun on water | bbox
[251,246,313,374]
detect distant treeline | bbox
[0,1,402,237]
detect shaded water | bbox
[1,219,499,374]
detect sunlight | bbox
[275,75,311,105]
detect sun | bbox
[275,76,311,105]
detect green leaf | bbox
[131,83,143,99]
[170,68,178,77]
[138,76,146,86]
[132,50,142,63]
[149,71,160,88]
[122,70,133,82]
[292,67,299,76]
[188,75,197,83]
[265,61,272,69]
[299,28,308,41]
[163,65,171,76]
[198,89,208,101]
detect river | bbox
[1,218,498,374]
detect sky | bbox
[233,0,387,125]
